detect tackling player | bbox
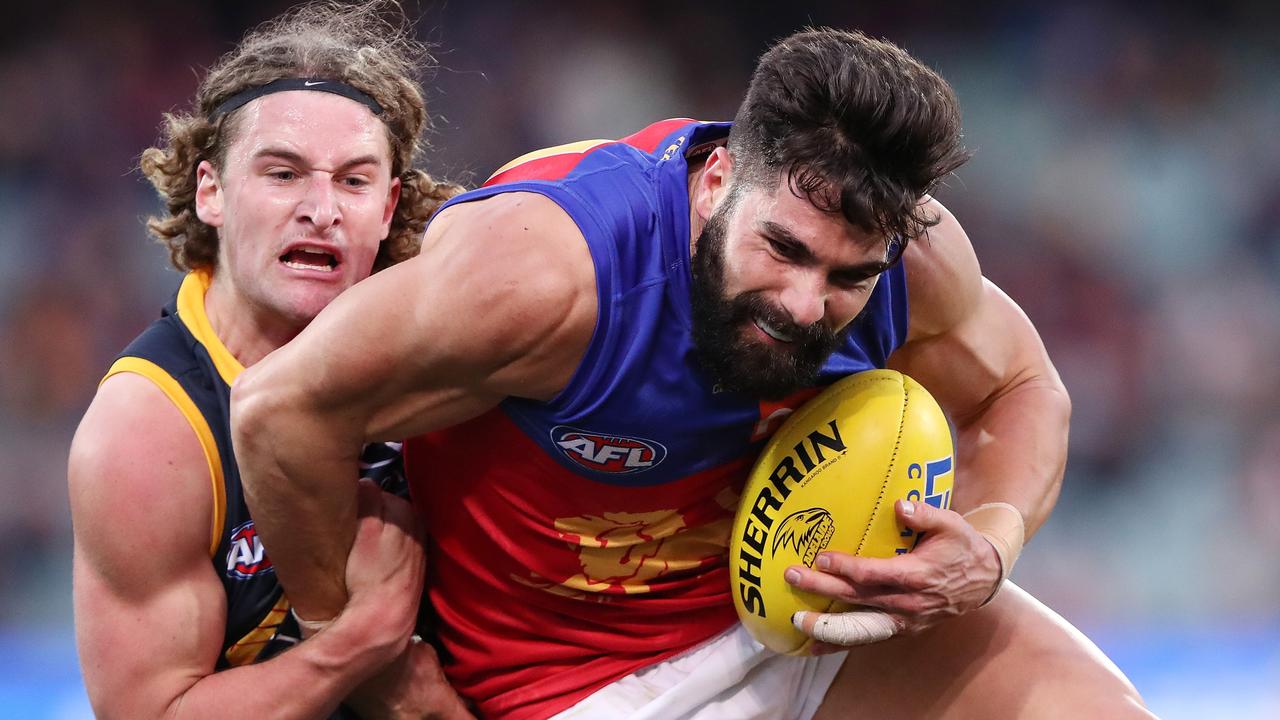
[67,3,468,718]
[233,27,1154,719]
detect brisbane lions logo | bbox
[225,520,273,579]
[771,508,835,567]
[512,505,734,597]
[550,426,667,474]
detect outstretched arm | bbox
[232,191,597,621]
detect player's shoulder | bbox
[425,190,595,303]
[405,189,598,393]
[434,188,577,230]
[70,370,215,579]
[71,370,214,513]
[900,197,984,340]
[483,118,705,186]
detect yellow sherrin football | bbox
[730,369,955,655]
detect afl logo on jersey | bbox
[225,520,274,580]
[551,426,667,474]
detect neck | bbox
[203,273,303,368]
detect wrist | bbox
[296,601,408,676]
[962,502,1025,605]
[291,608,335,639]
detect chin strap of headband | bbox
[210,78,383,121]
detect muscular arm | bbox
[71,374,407,720]
[232,192,597,619]
[888,198,1071,537]
[790,198,1070,645]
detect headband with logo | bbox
[209,78,384,120]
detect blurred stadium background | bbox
[2,1,1277,717]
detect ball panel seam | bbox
[853,374,909,557]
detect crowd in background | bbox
[1,0,1277,707]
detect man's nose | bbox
[778,269,826,328]
[297,175,340,230]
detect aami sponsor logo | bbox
[225,520,273,580]
[550,426,668,474]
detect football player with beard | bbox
[233,27,1153,720]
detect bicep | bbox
[891,278,1054,423]
[74,549,228,719]
[889,200,1059,422]
[70,376,228,718]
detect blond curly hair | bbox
[140,1,462,272]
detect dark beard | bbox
[689,208,842,400]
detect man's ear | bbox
[692,146,733,224]
[194,160,224,227]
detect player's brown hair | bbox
[140,0,461,272]
[729,27,971,254]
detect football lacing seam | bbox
[853,373,908,557]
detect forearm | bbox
[163,615,393,720]
[232,363,362,620]
[952,375,1071,540]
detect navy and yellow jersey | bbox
[102,270,405,714]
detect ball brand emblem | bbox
[773,508,836,567]
[550,426,667,474]
[226,520,273,579]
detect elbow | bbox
[1042,373,1072,494]
[230,363,300,508]
[1026,367,1071,459]
[229,365,265,444]
[1048,371,1072,442]
[229,363,285,468]
[1017,360,1072,436]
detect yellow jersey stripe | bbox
[224,595,291,667]
[176,271,245,386]
[102,357,228,557]
[487,139,612,183]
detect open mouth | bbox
[754,317,796,343]
[280,247,338,273]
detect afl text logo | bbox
[551,426,667,474]
[225,520,274,579]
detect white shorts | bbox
[551,624,848,720]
